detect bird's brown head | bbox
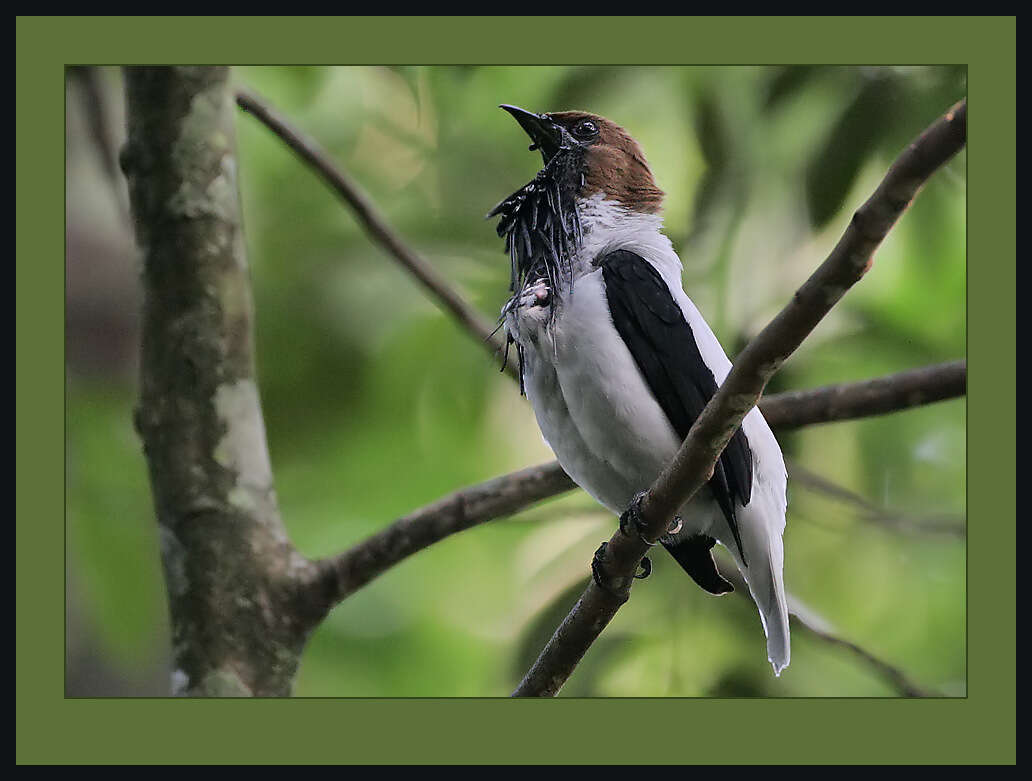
[499,105,664,214]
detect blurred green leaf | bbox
[805,71,903,228]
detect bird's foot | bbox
[619,491,656,545]
[619,492,685,543]
[591,542,651,600]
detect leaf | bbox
[805,72,903,228]
[762,66,818,113]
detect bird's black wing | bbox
[599,249,753,567]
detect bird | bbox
[490,105,790,674]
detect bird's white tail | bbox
[731,498,790,675]
[743,528,791,675]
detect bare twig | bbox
[233,88,514,376]
[760,360,966,429]
[788,459,966,538]
[70,66,130,219]
[513,99,966,697]
[718,566,933,697]
[312,463,576,608]
[789,614,932,697]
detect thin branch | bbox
[513,99,966,697]
[787,458,966,538]
[233,88,515,377]
[312,463,575,608]
[760,360,966,429]
[310,359,966,610]
[70,66,130,220]
[718,566,933,697]
[789,614,932,697]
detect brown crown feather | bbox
[547,111,665,214]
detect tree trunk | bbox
[122,66,325,696]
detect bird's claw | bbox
[591,542,651,600]
[619,492,685,543]
[619,491,656,546]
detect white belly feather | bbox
[503,197,790,673]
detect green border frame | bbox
[20,16,1014,765]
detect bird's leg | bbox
[591,542,652,601]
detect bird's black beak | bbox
[500,105,563,165]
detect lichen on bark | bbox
[123,67,325,697]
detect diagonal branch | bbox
[512,98,966,697]
[788,614,932,698]
[787,458,966,538]
[717,565,933,697]
[310,360,965,610]
[234,88,515,377]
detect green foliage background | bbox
[65,65,966,697]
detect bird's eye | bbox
[572,119,599,140]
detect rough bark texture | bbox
[123,67,323,696]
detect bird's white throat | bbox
[573,193,680,281]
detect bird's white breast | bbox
[506,195,786,534]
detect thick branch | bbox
[123,67,322,697]
[234,88,513,376]
[513,99,966,697]
[310,360,966,610]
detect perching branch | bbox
[513,99,966,697]
[234,88,515,377]
[308,360,966,609]
[759,359,966,429]
[123,67,324,696]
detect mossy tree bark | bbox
[122,66,327,696]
